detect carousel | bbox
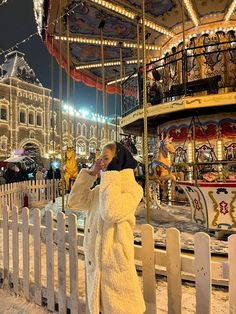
[34,0,236,233]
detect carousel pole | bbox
[141,0,151,224]
[105,86,108,140]
[73,78,76,149]
[181,0,187,95]
[59,0,65,212]
[120,47,123,117]
[137,23,140,70]
[67,14,71,146]
[115,74,118,141]
[51,37,56,203]
[99,20,107,141]
[192,116,197,185]
[96,78,99,148]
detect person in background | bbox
[4,163,19,183]
[46,165,54,180]
[54,167,61,180]
[67,141,145,314]
[36,166,44,180]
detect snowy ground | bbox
[0,197,229,313]
[0,289,48,313]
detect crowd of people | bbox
[0,163,62,185]
[0,137,141,186]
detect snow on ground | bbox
[0,198,229,313]
[0,289,48,313]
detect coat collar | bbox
[119,168,136,183]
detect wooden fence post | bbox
[2,205,9,287]
[228,234,236,314]
[57,211,67,313]
[141,224,156,314]
[166,228,182,314]
[33,208,42,305]
[46,210,55,311]
[194,232,211,314]
[12,206,19,294]
[68,213,79,313]
[22,207,30,300]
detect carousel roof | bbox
[34,0,236,92]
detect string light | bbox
[0,0,7,7]
[55,35,160,50]
[142,19,175,37]
[225,0,236,21]
[76,57,160,70]
[107,73,138,86]
[90,0,174,37]
[183,0,199,27]
[55,35,119,46]
[90,0,136,19]
[76,61,121,70]
[0,2,80,57]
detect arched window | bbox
[77,123,81,135]
[28,112,34,125]
[0,136,7,151]
[0,107,7,120]
[70,122,74,135]
[82,124,87,137]
[101,128,105,139]
[77,141,87,155]
[19,111,26,123]
[89,142,96,153]
[62,120,67,133]
[90,125,95,138]
[36,114,42,126]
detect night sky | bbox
[0,0,119,116]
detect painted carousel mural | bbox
[34,0,236,232]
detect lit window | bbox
[19,111,25,123]
[29,113,34,125]
[37,114,42,126]
[0,107,7,120]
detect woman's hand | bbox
[89,159,102,176]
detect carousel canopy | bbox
[33,0,236,93]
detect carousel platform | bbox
[178,180,236,235]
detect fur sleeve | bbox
[99,171,143,223]
[67,169,97,211]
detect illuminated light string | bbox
[63,104,110,124]
[0,0,7,7]
[0,2,80,57]
[76,57,159,70]
[54,35,161,50]
[225,0,236,21]
[183,0,199,27]
[90,0,174,37]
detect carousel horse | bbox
[65,146,78,191]
[148,137,176,183]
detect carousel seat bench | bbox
[165,75,221,98]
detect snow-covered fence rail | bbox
[0,180,60,214]
[0,207,235,313]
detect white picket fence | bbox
[0,180,60,214]
[0,206,235,314]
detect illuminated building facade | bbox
[0,51,121,163]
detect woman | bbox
[68,142,145,314]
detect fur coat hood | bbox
[68,168,145,314]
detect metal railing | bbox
[122,39,236,117]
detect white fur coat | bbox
[68,168,146,314]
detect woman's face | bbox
[100,147,114,171]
